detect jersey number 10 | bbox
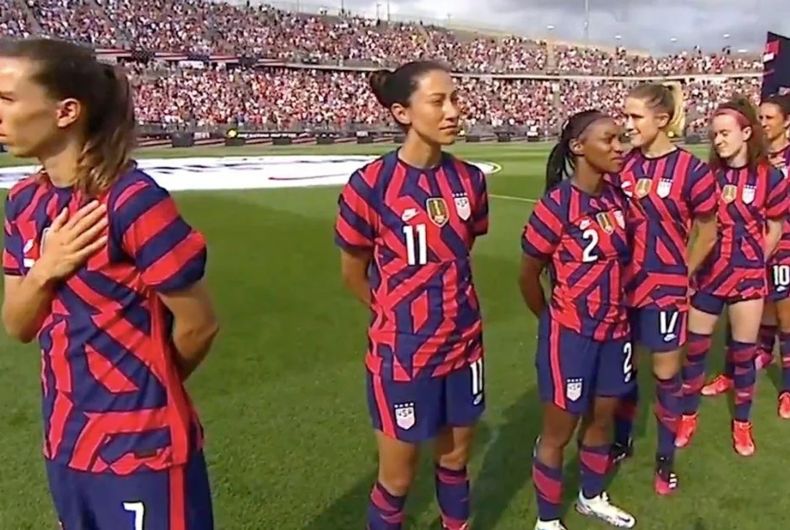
[403,224,428,265]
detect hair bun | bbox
[369,69,394,107]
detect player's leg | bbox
[775,295,790,418]
[701,312,737,396]
[612,310,640,462]
[433,354,485,530]
[757,301,778,369]
[677,292,724,448]
[532,315,594,530]
[366,371,438,529]
[727,297,764,456]
[636,308,685,494]
[575,396,636,528]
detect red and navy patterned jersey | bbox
[769,145,790,267]
[610,149,717,311]
[3,169,207,475]
[695,164,788,298]
[334,150,488,382]
[522,180,630,341]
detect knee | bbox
[540,425,575,450]
[653,351,681,380]
[436,445,471,471]
[378,467,416,496]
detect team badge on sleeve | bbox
[453,193,471,221]
[635,178,652,198]
[394,403,416,430]
[742,185,756,204]
[657,177,672,198]
[596,212,615,233]
[426,197,449,227]
[722,184,737,203]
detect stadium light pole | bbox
[584,0,590,42]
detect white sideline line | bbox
[490,193,537,203]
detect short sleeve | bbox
[2,195,23,276]
[686,160,718,217]
[766,167,789,219]
[521,197,562,260]
[472,168,489,237]
[112,181,207,292]
[334,170,378,252]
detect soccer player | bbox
[0,38,218,529]
[334,60,488,530]
[701,94,790,418]
[676,96,788,456]
[609,83,718,495]
[521,110,635,530]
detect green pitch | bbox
[1,143,789,530]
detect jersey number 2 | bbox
[403,224,428,265]
[623,343,633,383]
[123,502,145,530]
[581,229,599,262]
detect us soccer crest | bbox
[394,402,415,430]
[613,210,626,229]
[722,184,738,204]
[453,193,471,221]
[596,212,615,233]
[742,185,756,204]
[426,197,449,227]
[657,177,672,198]
[566,378,583,402]
[635,178,652,198]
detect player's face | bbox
[623,97,667,148]
[395,70,460,146]
[711,114,750,161]
[759,102,789,143]
[581,118,625,174]
[0,57,64,158]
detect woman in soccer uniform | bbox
[702,95,790,418]
[521,110,635,530]
[677,97,788,456]
[1,39,218,529]
[610,83,718,495]
[334,61,489,530]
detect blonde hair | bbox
[628,82,686,139]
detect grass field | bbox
[1,142,789,530]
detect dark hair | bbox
[709,95,767,171]
[545,109,607,192]
[369,60,449,129]
[0,37,136,196]
[762,93,790,118]
[627,82,685,137]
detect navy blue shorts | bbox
[536,312,635,415]
[366,360,485,443]
[629,308,687,352]
[46,452,213,530]
[691,291,763,315]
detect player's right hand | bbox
[36,200,109,281]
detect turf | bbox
[1,143,789,530]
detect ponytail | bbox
[545,110,606,194]
[75,63,137,196]
[663,81,686,139]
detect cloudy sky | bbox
[317,0,790,54]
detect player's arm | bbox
[519,198,560,318]
[340,248,373,306]
[335,169,378,307]
[765,167,789,258]
[519,255,548,317]
[687,213,717,276]
[2,201,107,343]
[115,182,217,380]
[686,163,719,276]
[157,279,219,381]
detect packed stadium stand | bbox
[0,0,766,136]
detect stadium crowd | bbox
[131,65,761,134]
[1,0,763,75]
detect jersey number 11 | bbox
[404,224,428,265]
